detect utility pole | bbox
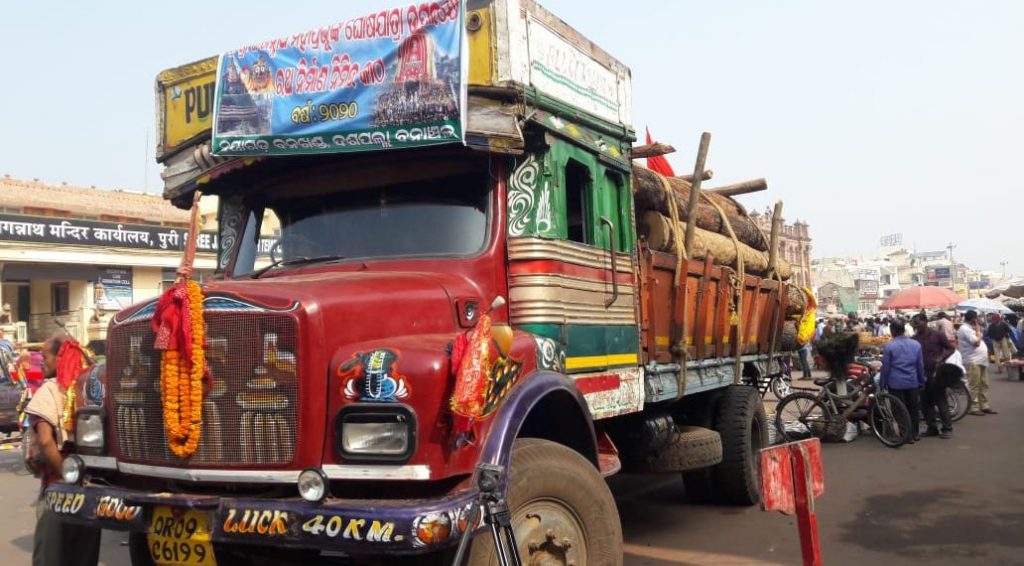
[946,242,957,293]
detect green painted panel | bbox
[518,323,561,341]
[566,325,638,358]
[515,323,639,359]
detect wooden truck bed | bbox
[639,245,789,368]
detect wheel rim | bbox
[871,396,904,445]
[773,377,792,400]
[513,498,587,566]
[777,396,828,440]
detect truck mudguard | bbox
[480,371,598,476]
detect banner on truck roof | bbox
[212,0,467,157]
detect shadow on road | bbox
[840,487,1024,561]
[11,533,33,553]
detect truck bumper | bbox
[43,482,477,555]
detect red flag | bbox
[645,128,676,176]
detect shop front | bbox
[0,213,215,345]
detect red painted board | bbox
[759,438,824,515]
[574,374,622,395]
[760,444,796,515]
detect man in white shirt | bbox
[957,310,995,415]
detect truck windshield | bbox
[232,172,490,276]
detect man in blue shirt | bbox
[880,320,927,443]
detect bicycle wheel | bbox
[947,382,970,423]
[774,392,831,442]
[869,392,912,448]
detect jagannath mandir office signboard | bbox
[212,0,467,156]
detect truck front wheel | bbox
[468,438,623,566]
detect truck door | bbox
[506,139,642,420]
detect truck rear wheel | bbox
[682,386,767,506]
[468,438,623,566]
[712,385,768,505]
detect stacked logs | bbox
[633,165,770,252]
[632,143,809,351]
[632,164,793,279]
[639,212,793,279]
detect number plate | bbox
[147,506,217,566]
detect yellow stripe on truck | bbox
[565,353,639,370]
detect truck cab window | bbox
[228,171,490,277]
[565,160,591,244]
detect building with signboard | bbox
[749,209,813,289]
[0,176,218,344]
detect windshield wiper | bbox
[250,255,346,279]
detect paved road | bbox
[1,372,1022,565]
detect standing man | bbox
[912,314,956,438]
[932,312,957,345]
[958,310,995,416]
[24,334,101,566]
[798,340,813,380]
[879,320,927,443]
[0,327,15,382]
[986,314,1014,374]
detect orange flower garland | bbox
[159,280,205,458]
[61,386,76,435]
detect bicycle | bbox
[774,362,913,448]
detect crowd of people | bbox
[798,308,1022,442]
[372,79,458,128]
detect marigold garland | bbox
[62,386,76,435]
[159,280,205,458]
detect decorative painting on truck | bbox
[212,0,468,156]
[339,349,411,403]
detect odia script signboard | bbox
[212,0,467,156]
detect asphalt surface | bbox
[0,370,1021,566]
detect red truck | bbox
[47,1,808,564]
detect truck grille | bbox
[107,311,299,466]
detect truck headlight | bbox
[336,406,415,462]
[62,454,85,485]
[75,408,105,455]
[298,468,329,502]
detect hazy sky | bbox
[1,1,1020,273]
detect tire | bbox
[775,392,831,442]
[468,438,623,566]
[712,386,768,506]
[869,392,912,448]
[948,383,970,423]
[644,426,722,473]
[770,375,792,401]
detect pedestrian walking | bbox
[879,320,927,443]
[24,334,100,566]
[985,314,1015,374]
[958,310,995,416]
[911,314,956,438]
